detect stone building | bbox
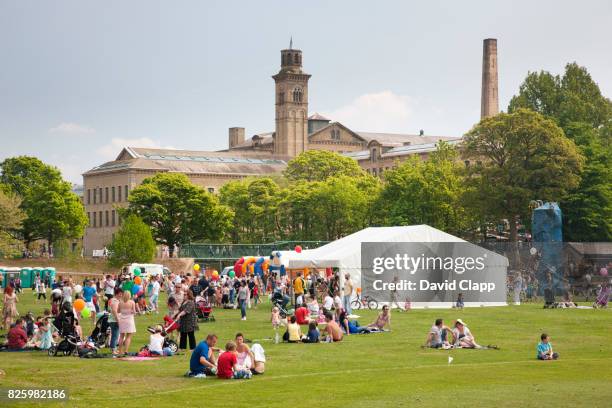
[82,39,498,255]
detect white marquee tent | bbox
[280,225,508,308]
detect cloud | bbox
[324,91,414,133]
[49,122,95,135]
[97,137,176,161]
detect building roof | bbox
[230,132,275,149]
[356,132,458,147]
[83,147,286,176]
[344,138,463,161]
[308,112,330,121]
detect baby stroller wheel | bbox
[48,346,57,356]
[166,340,178,354]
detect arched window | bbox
[282,54,286,66]
[293,87,302,102]
[294,53,299,63]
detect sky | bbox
[1,0,611,184]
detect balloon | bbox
[74,299,85,312]
[134,276,142,285]
[212,270,219,279]
[529,247,537,255]
[295,245,302,253]
[193,264,200,271]
[601,268,609,277]
[74,284,83,294]
[81,307,91,318]
[228,270,236,278]
[133,268,141,277]
[131,284,141,295]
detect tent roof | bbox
[286,225,508,270]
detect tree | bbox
[0,156,87,247]
[284,150,366,182]
[0,190,25,256]
[107,215,156,267]
[124,173,233,255]
[509,63,612,241]
[219,177,282,243]
[463,109,583,242]
[375,142,472,236]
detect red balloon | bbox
[295,245,302,253]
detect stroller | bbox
[48,308,96,357]
[195,296,216,322]
[146,316,179,354]
[89,311,111,348]
[271,291,292,318]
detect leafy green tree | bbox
[125,173,233,255]
[463,109,583,242]
[219,177,281,243]
[0,190,25,256]
[509,63,612,241]
[0,156,87,247]
[376,142,472,236]
[284,150,366,182]
[107,214,156,267]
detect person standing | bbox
[117,290,136,355]
[513,272,523,305]
[176,290,198,350]
[148,276,161,314]
[35,275,46,302]
[103,275,116,311]
[2,286,19,330]
[238,280,249,321]
[292,272,305,306]
[108,287,122,356]
[343,274,353,315]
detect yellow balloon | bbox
[193,264,200,271]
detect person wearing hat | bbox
[452,319,480,349]
[148,325,173,356]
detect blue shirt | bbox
[537,341,551,357]
[83,286,96,302]
[190,341,211,373]
[307,329,319,342]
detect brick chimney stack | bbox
[481,38,499,119]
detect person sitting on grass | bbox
[295,303,311,325]
[187,334,219,378]
[451,319,480,349]
[368,305,391,331]
[217,341,252,379]
[148,325,174,356]
[594,281,610,308]
[7,318,28,350]
[423,318,451,349]
[284,316,303,343]
[336,307,350,335]
[302,322,320,343]
[235,333,255,371]
[322,312,343,342]
[537,333,559,360]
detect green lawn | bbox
[1,291,611,408]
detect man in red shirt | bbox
[7,318,28,350]
[294,303,311,325]
[217,341,252,379]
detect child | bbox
[217,341,252,379]
[302,322,320,343]
[537,333,559,360]
[284,315,303,343]
[149,325,173,356]
[271,306,282,343]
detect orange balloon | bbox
[134,276,142,285]
[74,299,85,312]
[356,287,362,294]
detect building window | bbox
[124,185,128,200]
[117,213,121,226]
[105,187,109,203]
[93,188,97,204]
[292,87,302,103]
[208,187,215,193]
[118,185,122,202]
[105,210,109,226]
[112,186,115,202]
[371,148,378,162]
[331,129,340,140]
[87,189,91,205]
[93,212,96,227]
[98,188,102,204]
[99,211,102,228]
[86,212,90,227]
[111,210,116,226]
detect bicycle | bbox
[351,292,378,310]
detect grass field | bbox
[1,291,611,408]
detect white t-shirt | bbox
[430,325,442,344]
[149,333,164,354]
[150,281,160,296]
[333,295,342,309]
[104,279,116,295]
[323,295,333,310]
[452,326,472,344]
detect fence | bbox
[180,241,329,260]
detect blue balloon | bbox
[131,284,141,295]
